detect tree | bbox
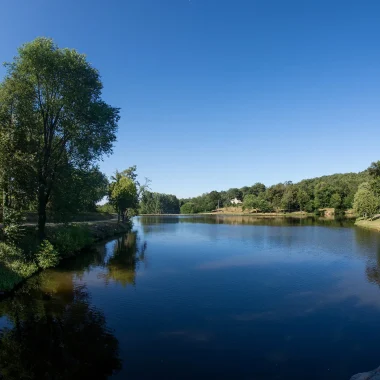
[139,191,180,214]
[227,188,243,201]
[48,165,109,221]
[353,182,379,218]
[297,190,310,212]
[314,182,334,209]
[243,194,272,213]
[280,185,298,211]
[0,38,119,238]
[109,175,137,223]
[250,182,266,196]
[368,161,380,198]
[368,161,380,178]
[265,183,286,210]
[180,202,196,214]
[330,193,342,210]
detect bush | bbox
[2,208,25,243]
[0,242,38,278]
[48,224,94,258]
[36,240,60,269]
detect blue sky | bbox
[2,0,380,198]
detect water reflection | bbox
[139,215,355,233]
[0,231,148,380]
[101,233,148,287]
[0,272,121,379]
[1,219,380,379]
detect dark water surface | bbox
[1,216,380,379]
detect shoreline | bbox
[355,219,380,232]
[140,212,315,217]
[0,221,130,300]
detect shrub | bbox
[36,240,60,269]
[0,242,38,278]
[48,224,94,258]
[2,208,25,243]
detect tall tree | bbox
[368,161,380,178]
[353,182,379,218]
[110,176,138,223]
[0,38,119,238]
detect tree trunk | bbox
[38,187,47,240]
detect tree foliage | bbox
[353,182,379,218]
[180,171,370,214]
[0,37,119,238]
[109,175,138,223]
[140,191,180,214]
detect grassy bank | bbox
[0,221,130,295]
[355,219,380,232]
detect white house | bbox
[230,198,243,205]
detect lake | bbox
[1,215,380,379]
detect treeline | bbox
[139,191,180,214]
[180,171,372,214]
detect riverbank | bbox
[0,221,130,297]
[355,219,380,232]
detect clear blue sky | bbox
[2,0,380,198]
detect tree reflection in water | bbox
[101,232,147,287]
[0,263,122,379]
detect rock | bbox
[351,366,380,380]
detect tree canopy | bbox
[109,171,138,222]
[179,171,370,214]
[140,191,180,214]
[0,37,119,237]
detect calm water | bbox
[1,216,380,379]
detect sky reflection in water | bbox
[1,215,380,379]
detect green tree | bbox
[243,194,259,210]
[353,182,379,218]
[368,160,380,198]
[227,188,243,201]
[109,175,137,223]
[180,202,196,214]
[250,182,266,196]
[297,190,310,212]
[265,183,286,210]
[280,185,298,211]
[243,194,272,212]
[139,191,180,214]
[330,193,342,210]
[368,161,380,178]
[0,38,119,238]
[48,165,109,221]
[314,182,334,209]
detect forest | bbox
[179,167,380,216]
